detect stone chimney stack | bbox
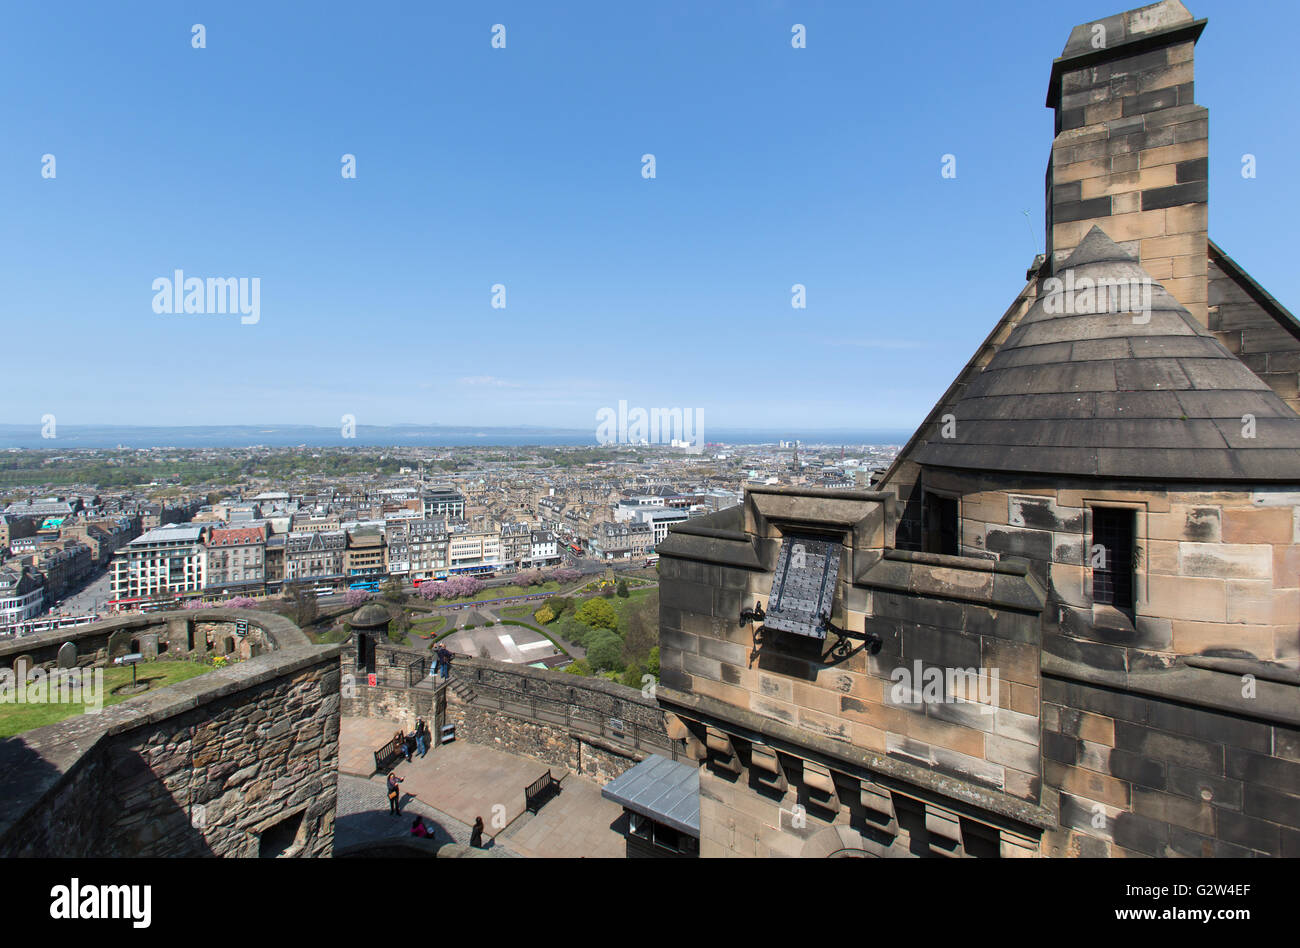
[1045,1,1209,325]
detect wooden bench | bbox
[525,769,561,814]
[373,740,406,775]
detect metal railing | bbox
[406,655,429,687]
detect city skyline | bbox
[3,0,1296,430]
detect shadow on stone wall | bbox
[0,733,217,857]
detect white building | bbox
[634,507,689,545]
[530,530,560,566]
[447,527,500,574]
[0,567,45,628]
[110,524,207,602]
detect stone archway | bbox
[800,824,896,858]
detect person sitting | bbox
[411,816,432,838]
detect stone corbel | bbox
[859,780,899,835]
[924,802,965,857]
[801,760,841,816]
[999,829,1040,858]
[748,742,788,794]
[705,726,742,774]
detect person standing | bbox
[470,816,484,848]
[415,718,428,758]
[386,772,404,816]
[440,646,454,681]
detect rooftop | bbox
[914,227,1300,481]
[600,753,699,836]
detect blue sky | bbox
[2,0,1295,433]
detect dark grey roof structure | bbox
[600,753,699,836]
[914,226,1300,481]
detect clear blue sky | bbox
[2,0,1295,432]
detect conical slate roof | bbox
[914,227,1300,481]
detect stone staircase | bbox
[447,675,476,705]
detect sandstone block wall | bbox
[1208,249,1300,412]
[1048,34,1208,324]
[1040,675,1299,857]
[927,469,1300,665]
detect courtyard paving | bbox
[337,716,628,857]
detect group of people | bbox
[432,644,454,680]
[385,706,485,849]
[408,815,485,849]
[392,718,433,763]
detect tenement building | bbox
[655,1,1299,858]
[110,524,208,601]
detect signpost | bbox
[235,618,249,637]
[114,652,144,689]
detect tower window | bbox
[1091,508,1135,610]
[923,492,959,556]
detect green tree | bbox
[382,577,406,603]
[586,630,625,672]
[575,597,619,632]
[646,646,660,678]
[616,580,629,598]
[620,661,644,689]
[564,658,592,676]
[290,583,318,628]
[621,590,659,666]
[555,615,590,647]
[389,608,411,636]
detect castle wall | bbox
[0,611,341,858]
[1040,675,1299,857]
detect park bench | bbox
[524,769,561,814]
[373,738,407,775]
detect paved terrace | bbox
[338,715,626,858]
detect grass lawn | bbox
[497,604,535,619]
[409,614,447,638]
[612,587,655,620]
[315,625,351,644]
[0,660,215,738]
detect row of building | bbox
[0,495,195,627]
[108,516,563,603]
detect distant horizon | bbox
[0,421,913,451]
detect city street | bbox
[52,568,111,616]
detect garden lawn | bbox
[410,615,447,638]
[0,660,215,738]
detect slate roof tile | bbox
[915,226,1300,481]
